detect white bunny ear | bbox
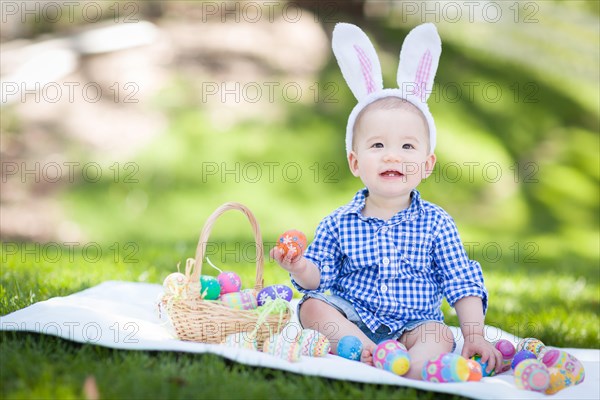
[397,23,441,102]
[332,23,383,101]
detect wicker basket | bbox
[162,202,291,345]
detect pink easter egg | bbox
[495,339,516,372]
[217,271,242,295]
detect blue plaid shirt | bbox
[292,188,488,333]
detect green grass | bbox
[1,241,598,399]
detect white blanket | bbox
[1,281,598,400]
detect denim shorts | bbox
[298,292,456,351]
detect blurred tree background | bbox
[1,0,598,345]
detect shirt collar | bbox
[344,188,423,222]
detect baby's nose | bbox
[383,151,402,162]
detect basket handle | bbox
[190,202,264,291]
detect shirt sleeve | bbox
[290,216,343,293]
[432,216,488,314]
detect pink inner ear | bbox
[353,44,376,95]
[414,50,432,101]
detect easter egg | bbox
[263,333,301,362]
[516,338,546,357]
[298,329,330,357]
[373,340,410,376]
[545,367,571,395]
[163,272,187,296]
[337,336,363,361]
[514,359,550,392]
[467,359,483,381]
[511,350,537,370]
[422,353,470,383]
[541,349,585,385]
[199,275,221,300]
[224,332,257,350]
[219,289,258,310]
[256,285,293,306]
[471,354,496,377]
[277,230,307,258]
[217,271,242,294]
[494,339,516,372]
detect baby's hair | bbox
[353,96,430,151]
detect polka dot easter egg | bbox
[256,285,293,306]
[373,340,410,376]
[217,271,242,295]
[277,230,307,258]
[163,272,187,296]
[199,275,221,300]
[422,353,470,383]
[298,329,330,357]
[514,359,550,392]
[337,336,363,361]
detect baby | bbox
[271,23,502,379]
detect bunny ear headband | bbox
[332,23,441,155]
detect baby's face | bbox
[348,107,436,201]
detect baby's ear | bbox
[332,23,383,101]
[397,23,441,103]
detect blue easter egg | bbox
[512,350,537,370]
[471,354,496,377]
[337,336,363,361]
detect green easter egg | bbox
[200,275,221,300]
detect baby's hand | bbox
[269,244,305,274]
[271,230,307,273]
[461,334,503,375]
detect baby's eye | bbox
[402,143,415,149]
[371,142,384,148]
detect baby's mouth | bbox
[380,170,404,177]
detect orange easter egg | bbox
[277,230,307,258]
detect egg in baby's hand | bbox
[277,230,307,258]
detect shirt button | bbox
[382,257,390,266]
[322,266,330,273]
[381,227,388,233]
[381,284,388,293]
